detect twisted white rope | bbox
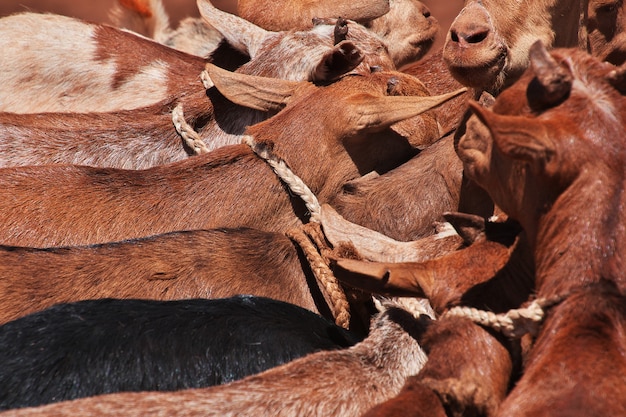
[172,103,210,155]
[243,135,322,223]
[442,295,564,338]
[200,69,214,90]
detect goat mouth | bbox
[409,27,438,49]
[408,37,435,57]
[443,46,508,89]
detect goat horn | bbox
[197,0,271,58]
[527,40,573,109]
[320,204,462,263]
[205,63,302,112]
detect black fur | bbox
[0,295,362,410]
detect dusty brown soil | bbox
[0,1,463,53]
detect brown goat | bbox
[0,36,361,169]
[114,0,438,68]
[0,0,395,114]
[458,41,626,416]
[0,66,462,247]
[0,229,324,325]
[0,204,470,330]
[330,134,470,242]
[0,300,431,417]
[335,219,533,417]
[239,0,439,68]
[587,0,626,65]
[443,0,589,92]
[329,89,496,243]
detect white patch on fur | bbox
[569,60,620,126]
[0,13,168,113]
[433,222,459,240]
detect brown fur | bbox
[364,317,519,417]
[443,0,588,91]
[237,0,391,31]
[0,70,440,247]
[402,50,470,135]
[329,217,533,417]
[459,44,626,416]
[587,0,626,65]
[331,134,466,241]
[0,228,328,325]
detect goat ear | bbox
[607,63,626,95]
[348,87,467,131]
[311,41,364,82]
[468,101,556,166]
[331,258,432,298]
[443,212,486,245]
[197,0,271,58]
[204,64,303,112]
[334,17,349,45]
[527,40,573,109]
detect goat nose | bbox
[448,2,493,46]
[449,24,491,45]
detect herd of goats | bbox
[0,0,625,415]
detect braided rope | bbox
[442,295,565,338]
[286,225,351,329]
[243,135,322,222]
[172,103,210,155]
[243,135,350,328]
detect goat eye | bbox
[597,3,618,13]
[387,77,399,94]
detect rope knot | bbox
[286,223,351,329]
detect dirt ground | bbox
[0,1,463,53]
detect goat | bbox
[443,0,589,92]
[459,41,626,416]
[0,65,463,247]
[333,218,533,417]
[0,299,431,417]
[0,296,362,411]
[0,0,394,114]
[0,228,324,325]
[328,91,496,243]
[113,0,439,68]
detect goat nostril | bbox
[464,29,489,44]
[450,30,460,43]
